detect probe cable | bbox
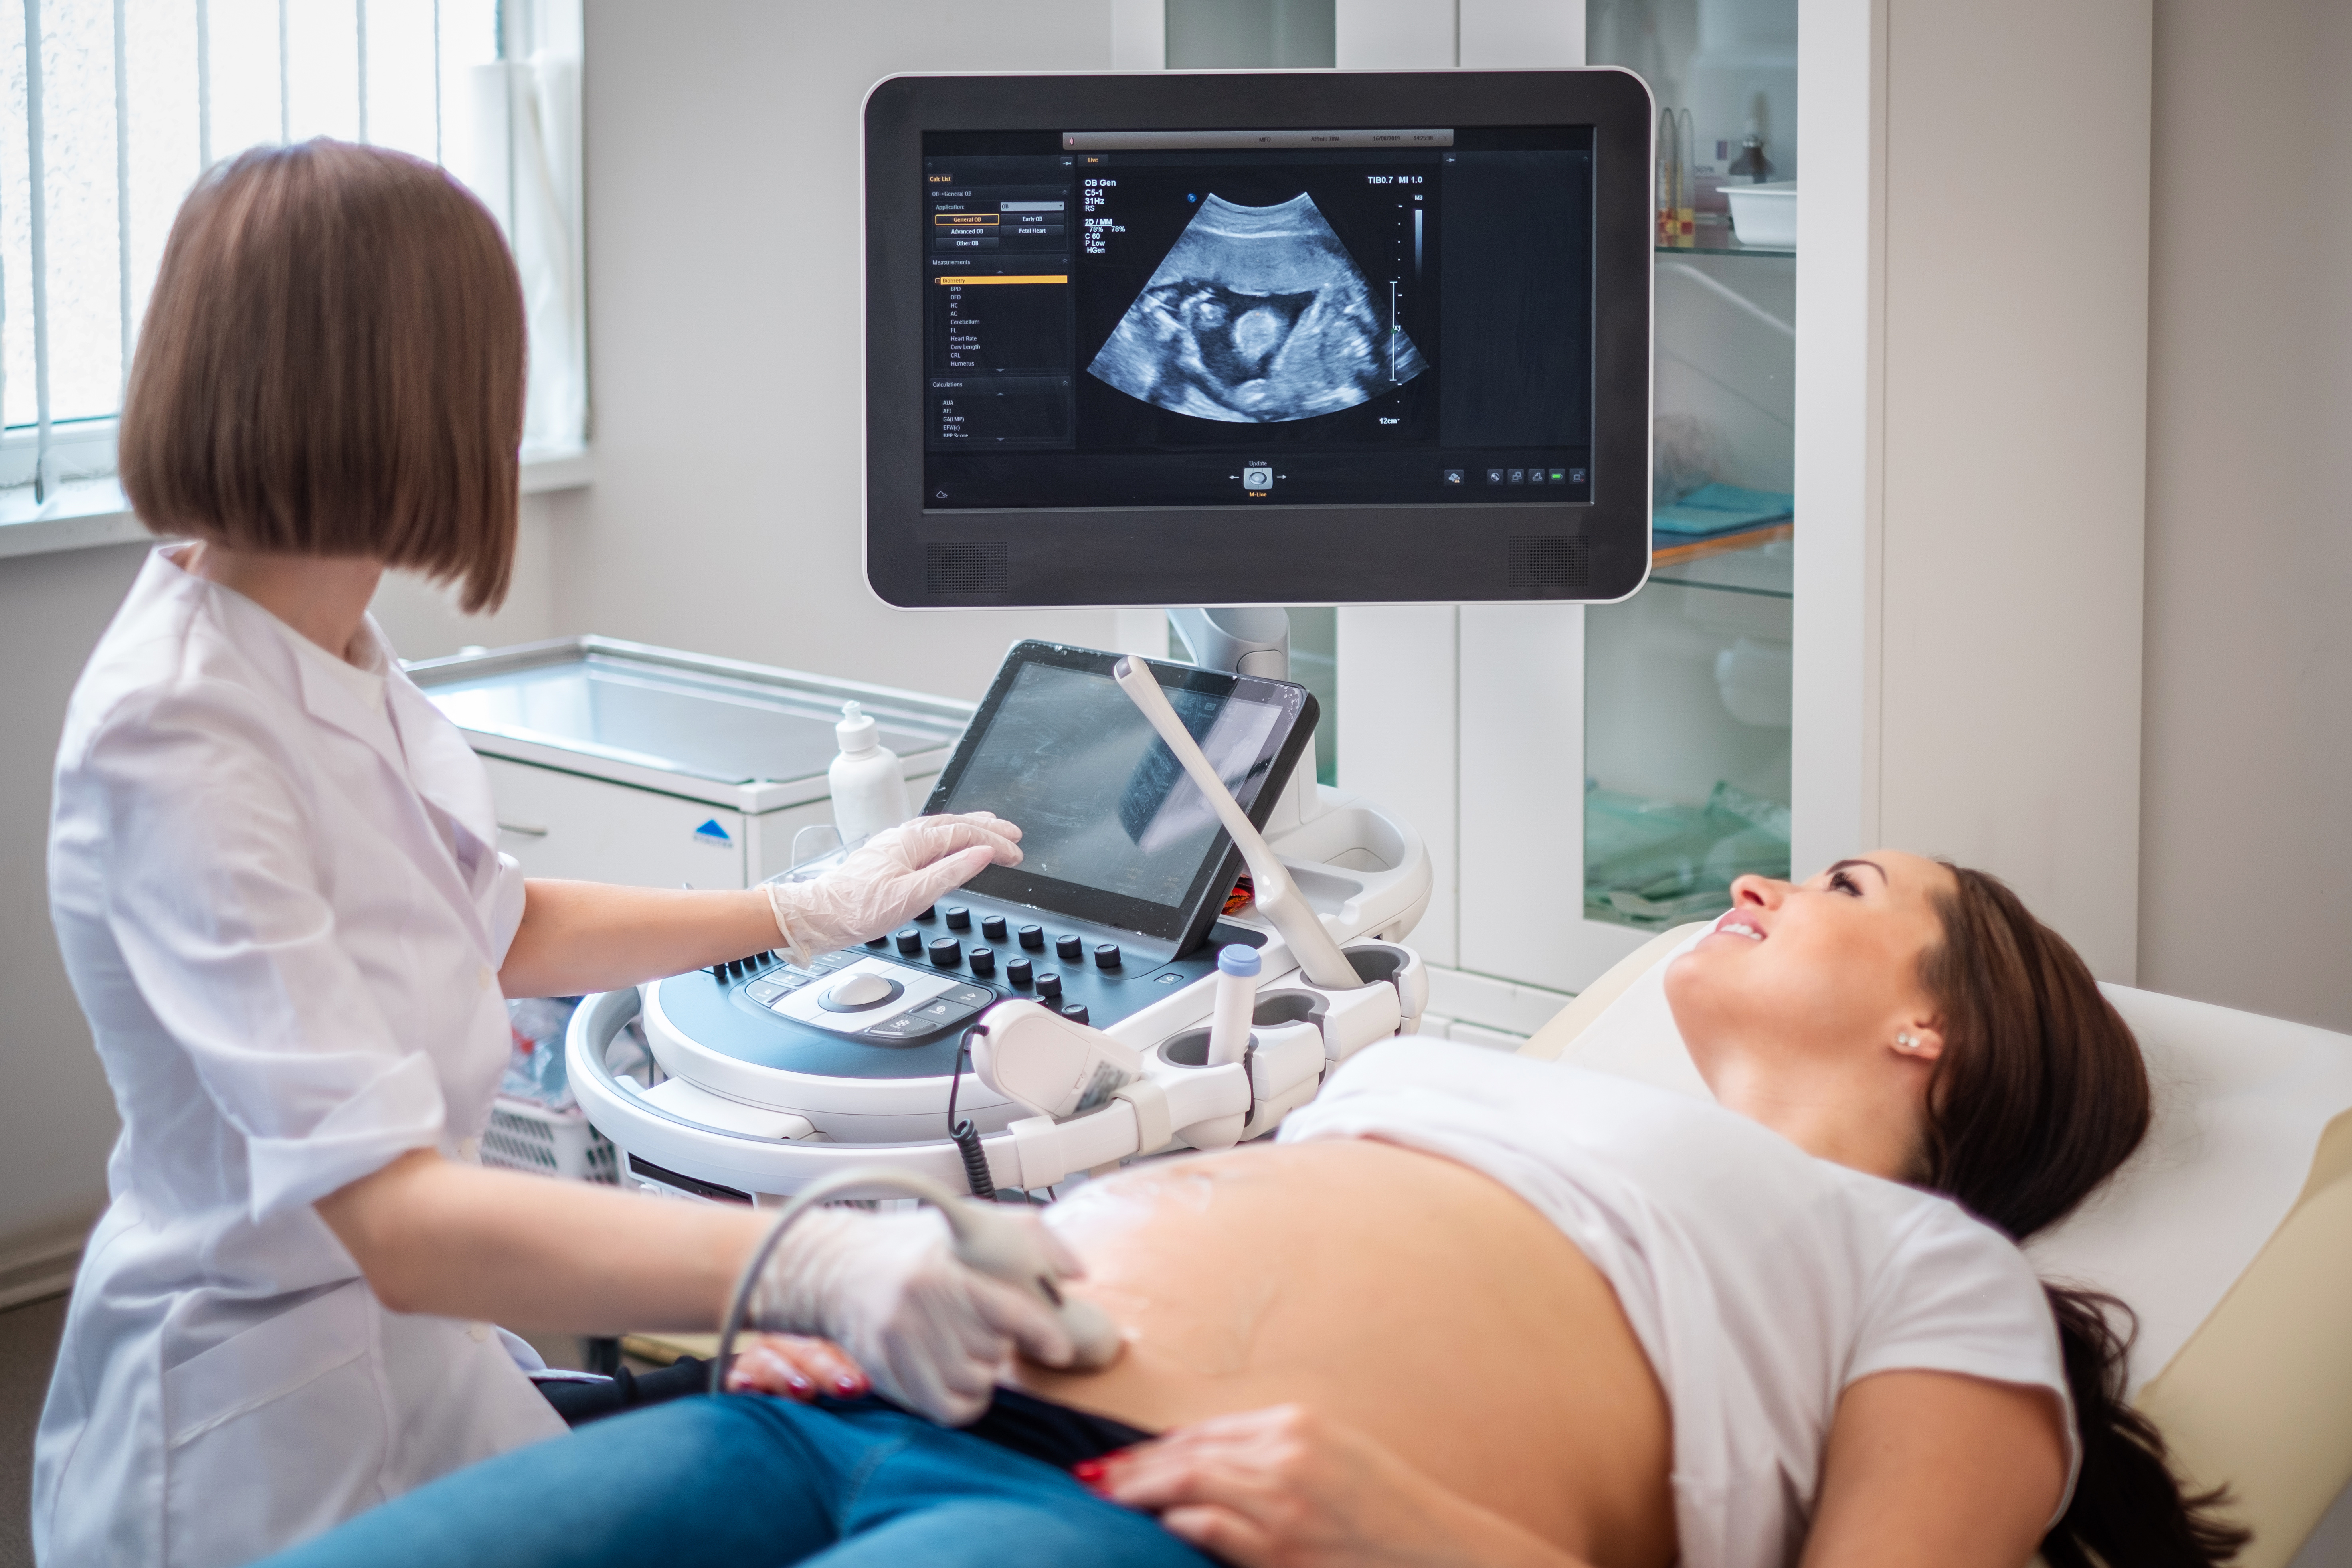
[946,1026,997,1200]
[709,1168,971,1398]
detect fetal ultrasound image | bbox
[1087,194,1429,423]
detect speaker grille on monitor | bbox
[1508,535,1590,592]
[924,542,1009,595]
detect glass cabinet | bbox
[1583,0,1797,930]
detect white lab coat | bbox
[34,548,566,1568]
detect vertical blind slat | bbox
[113,0,130,395]
[196,0,211,168]
[354,0,368,143]
[275,0,288,144]
[23,0,53,501]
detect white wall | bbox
[1800,0,2155,985]
[1878,0,2154,985]
[2136,0,2352,1032]
[562,0,1123,704]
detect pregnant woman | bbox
[256,853,2243,1568]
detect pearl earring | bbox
[1895,1031,1920,1051]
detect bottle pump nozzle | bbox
[836,701,879,754]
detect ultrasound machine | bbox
[568,66,1656,1205]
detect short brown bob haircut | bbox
[121,138,525,613]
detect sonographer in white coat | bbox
[33,140,1075,1568]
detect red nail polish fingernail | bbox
[835,1375,861,1394]
[1072,1460,1105,1480]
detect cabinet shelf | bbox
[1585,526,1796,933]
[1650,528,1793,599]
[1656,224,1794,260]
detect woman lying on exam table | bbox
[253,854,2248,1568]
[32,141,1078,1568]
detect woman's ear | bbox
[1892,1022,1945,1063]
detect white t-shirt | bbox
[1278,1040,2079,1568]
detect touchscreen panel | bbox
[938,660,1281,908]
[922,125,1596,512]
[925,645,1312,949]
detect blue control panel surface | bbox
[651,892,1265,1080]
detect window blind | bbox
[0,0,584,504]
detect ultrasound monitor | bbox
[864,70,1654,609]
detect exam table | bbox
[1526,925,2352,1568]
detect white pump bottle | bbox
[827,701,911,846]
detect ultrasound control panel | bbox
[661,643,1304,1082]
[676,890,1265,1080]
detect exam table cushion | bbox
[1520,925,2352,1568]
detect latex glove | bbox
[1080,1405,1536,1568]
[748,1206,1078,1426]
[765,812,1023,965]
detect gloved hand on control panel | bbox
[764,812,1023,966]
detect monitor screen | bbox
[864,71,1654,608]
[921,127,1594,513]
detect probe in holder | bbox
[1208,944,1260,1066]
[969,1002,1145,1119]
[1111,656,1363,991]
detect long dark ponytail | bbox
[1916,865,2249,1568]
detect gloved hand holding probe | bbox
[746,1205,1083,1425]
[764,812,1023,966]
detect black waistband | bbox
[545,1359,1154,1470]
[961,1386,1157,1471]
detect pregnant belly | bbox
[1014,1140,1676,1568]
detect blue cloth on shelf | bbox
[1652,482,1794,538]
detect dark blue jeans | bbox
[253,1394,1212,1568]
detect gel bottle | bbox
[828,701,911,846]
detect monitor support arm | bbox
[1167,607,1290,680]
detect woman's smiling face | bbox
[1664,851,1958,1105]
